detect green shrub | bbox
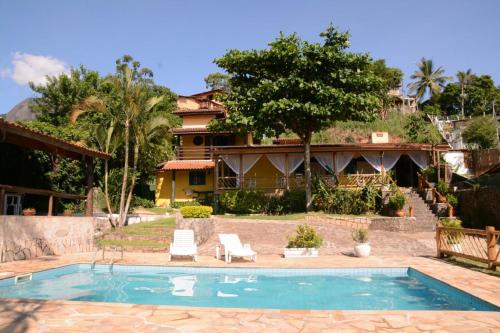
[287,225,323,248]
[171,200,201,209]
[462,117,499,149]
[421,167,437,183]
[219,189,306,215]
[280,190,306,213]
[131,196,155,208]
[446,193,458,208]
[387,192,406,211]
[352,228,369,243]
[180,205,213,218]
[436,180,448,195]
[441,218,463,244]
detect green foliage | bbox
[371,59,403,90]
[421,167,438,183]
[171,200,201,208]
[180,205,213,218]
[462,117,499,149]
[312,177,378,215]
[352,228,369,243]
[404,112,442,144]
[436,180,448,195]
[131,196,155,208]
[219,190,306,215]
[422,104,442,116]
[446,194,458,208]
[387,191,406,211]
[204,72,231,91]
[441,218,463,244]
[287,225,323,249]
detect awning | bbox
[161,160,214,171]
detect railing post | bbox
[486,226,497,269]
[436,226,443,258]
[47,195,53,216]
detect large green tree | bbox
[210,25,383,210]
[371,59,403,118]
[204,72,231,91]
[457,69,475,117]
[408,58,450,101]
[462,117,499,149]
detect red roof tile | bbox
[161,160,214,171]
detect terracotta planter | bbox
[438,196,447,203]
[22,208,36,216]
[447,206,454,218]
[63,210,74,216]
[394,209,406,217]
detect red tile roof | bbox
[161,160,215,171]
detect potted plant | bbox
[352,228,370,257]
[284,224,322,258]
[22,208,36,216]
[436,180,448,203]
[387,192,406,217]
[446,193,458,217]
[441,218,463,253]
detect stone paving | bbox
[0,252,499,332]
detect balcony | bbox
[175,146,213,160]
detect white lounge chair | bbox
[218,234,257,263]
[169,229,197,261]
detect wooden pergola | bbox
[0,119,111,216]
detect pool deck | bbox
[0,253,499,332]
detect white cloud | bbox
[3,52,68,86]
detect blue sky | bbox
[1,0,499,113]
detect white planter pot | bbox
[283,248,319,258]
[354,243,371,258]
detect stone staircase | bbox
[404,189,439,231]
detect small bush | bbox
[131,196,155,208]
[352,228,369,243]
[436,180,448,195]
[219,189,306,215]
[180,205,213,218]
[462,117,499,149]
[387,192,406,211]
[446,193,458,208]
[441,218,463,244]
[421,167,437,183]
[287,225,323,248]
[171,200,201,209]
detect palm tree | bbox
[457,69,474,118]
[408,58,451,101]
[71,59,173,227]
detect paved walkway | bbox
[0,253,499,332]
[198,218,436,257]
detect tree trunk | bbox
[119,119,130,227]
[103,159,116,228]
[303,134,312,212]
[123,143,139,220]
[461,84,465,118]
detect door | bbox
[5,194,22,215]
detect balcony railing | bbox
[175,147,212,160]
[216,174,387,191]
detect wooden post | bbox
[214,156,219,191]
[84,156,94,217]
[0,187,5,215]
[285,153,289,190]
[486,226,497,269]
[239,154,243,189]
[436,225,443,258]
[171,170,176,207]
[437,150,441,181]
[47,195,53,216]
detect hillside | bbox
[4,98,36,121]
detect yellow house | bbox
[155,90,450,207]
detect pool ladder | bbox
[90,246,123,272]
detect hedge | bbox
[180,205,213,218]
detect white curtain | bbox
[335,152,353,173]
[408,151,430,169]
[221,155,240,175]
[443,152,469,175]
[382,151,402,171]
[221,154,262,175]
[361,152,383,172]
[266,154,304,175]
[242,155,262,174]
[313,153,334,173]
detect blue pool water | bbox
[0,265,497,311]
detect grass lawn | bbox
[97,218,175,249]
[444,256,500,278]
[135,207,172,215]
[216,212,380,220]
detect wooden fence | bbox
[436,225,499,269]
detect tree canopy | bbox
[204,72,231,91]
[462,117,499,149]
[210,25,384,210]
[408,58,450,102]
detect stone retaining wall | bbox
[305,215,371,229]
[175,214,214,245]
[0,216,109,263]
[369,217,418,232]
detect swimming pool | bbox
[0,264,497,311]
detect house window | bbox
[193,136,204,146]
[189,171,206,185]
